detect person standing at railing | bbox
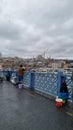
[6,71,10,81]
[60,80,68,93]
[59,80,69,101]
[18,65,25,82]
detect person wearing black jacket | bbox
[6,71,10,81]
[60,80,68,93]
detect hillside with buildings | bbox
[0,53,73,72]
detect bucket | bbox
[55,98,63,107]
[18,84,23,89]
[62,99,66,104]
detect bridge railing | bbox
[23,70,72,102]
[1,70,72,102]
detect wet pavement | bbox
[0,81,73,130]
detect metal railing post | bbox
[30,70,35,89]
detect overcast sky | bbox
[0,0,73,59]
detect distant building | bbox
[36,55,45,62]
[52,60,65,69]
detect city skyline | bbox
[0,0,73,59]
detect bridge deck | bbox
[0,81,73,130]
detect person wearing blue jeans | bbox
[18,65,24,82]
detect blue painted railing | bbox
[23,71,72,101]
[0,70,72,101]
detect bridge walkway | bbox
[0,81,73,130]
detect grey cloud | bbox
[0,20,21,40]
[0,0,73,59]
